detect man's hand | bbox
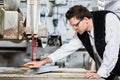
[23,57,52,69]
[85,72,101,79]
[23,61,43,69]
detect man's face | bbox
[69,17,89,35]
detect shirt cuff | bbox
[47,55,56,63]
[97,66,110,78]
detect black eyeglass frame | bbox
[71,19,82,27]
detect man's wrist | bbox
[41,57,52,65]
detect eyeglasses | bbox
[71,19,82,27]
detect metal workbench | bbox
[0,78,105,80]
[0,74,105,80]
[0,67,105,80]
[0,71,105,80]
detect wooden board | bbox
[0,68,96,78]
[0,73,85,78]
[0,67,97,79]
[52,68,96,73]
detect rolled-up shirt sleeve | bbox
[97,13,120,78]
[48,33,83,62]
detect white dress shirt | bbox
[48,13,120,78]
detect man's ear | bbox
[83,17,89,20]
[83,17,89,24]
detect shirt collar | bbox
[88,26,94,38]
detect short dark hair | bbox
[66,5,93,20]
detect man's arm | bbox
[23,34,83,68]
[23,57,52,68]
[97,13,120,78]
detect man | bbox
[23,5,120,80]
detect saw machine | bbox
[0,0,28,67]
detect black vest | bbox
[77,11,120,75]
